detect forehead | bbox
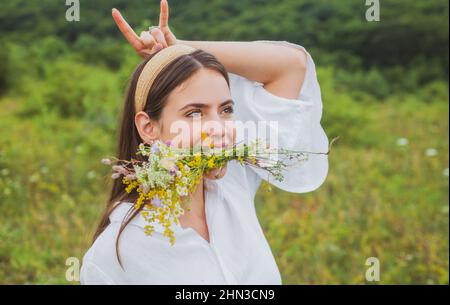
[168,68,231,107]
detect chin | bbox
[204,164,228,180]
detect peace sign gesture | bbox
[112,0,178,58]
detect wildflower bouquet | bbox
[102,135,336,245]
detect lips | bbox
[198,135,234,149]
[212,138,235,148]
[212,142,225,148]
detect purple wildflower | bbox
[101,158,111,165]
[112,165,128,175]
[151,142,160,154]
[152,195,163,208]
[169,165,180,176]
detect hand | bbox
[112,0,178,58]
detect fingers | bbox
[140,31,156,49]
[159,0,169,29]
[140,31,164,55]
[150,28,168,48]
[112,8,144,51]
[158,0,177,46]
[138,49,151,58]
[112,6,170,57]
[150,41,163,53]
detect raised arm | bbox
[177,39,307,100]
[112,0,307,100]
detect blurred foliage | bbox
[0,0,448,284]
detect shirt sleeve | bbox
[80,260,116,285]
[228,40,329,194]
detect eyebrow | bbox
[178,99,235,112]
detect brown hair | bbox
[92,49,230,266]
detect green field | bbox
[0,0,448,284]
[0,65,447,284]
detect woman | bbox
[80,1,329,284]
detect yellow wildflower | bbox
[207,156,216,168]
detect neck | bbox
[180,177,206,220]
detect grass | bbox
[0,68,448,284]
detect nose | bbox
[201,118,233,149]
[202,125,225,146]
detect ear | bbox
[135,111,161,144]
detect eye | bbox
[222,106,234,114]
[186,109,202,118]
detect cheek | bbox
[226,122,236,145]
[160,116,196,149]
[165,118,237,149]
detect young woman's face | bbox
[158,68,236,179]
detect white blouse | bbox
[80,41,329,285]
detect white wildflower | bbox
[396,137,409,146]
[425,148,438,157]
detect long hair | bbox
[92,49,230,266]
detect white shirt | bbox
[80,41,329,285]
